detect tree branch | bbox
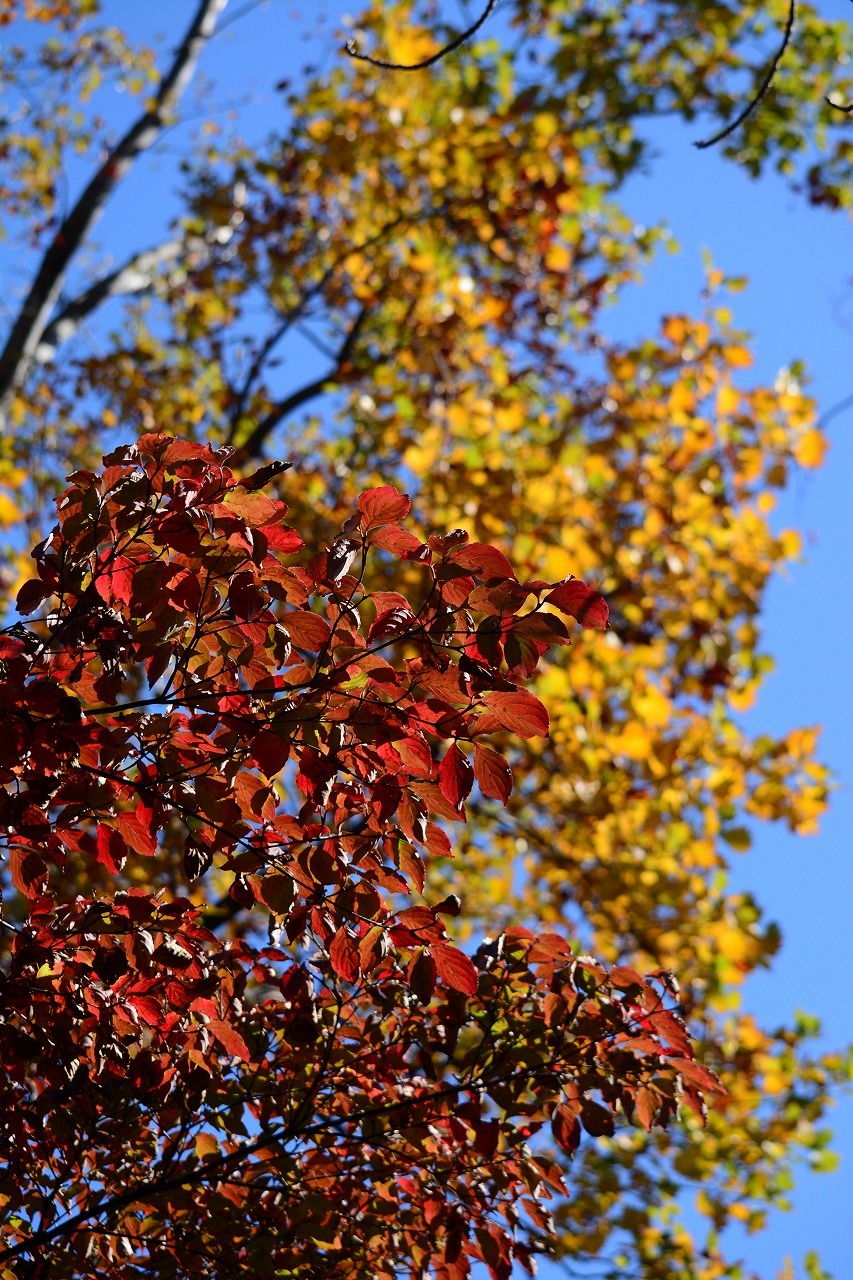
[228,314,297,434]
[344,0,497,71]
[694,0,797,149]
[0,0,227,419]
[35,240,184,359]
[233,305,370,460]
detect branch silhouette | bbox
[344,0,497,71]
[695,0,797,149]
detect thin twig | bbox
[695,0,797,150]
[234,305,370,459]
[815,389,853,434]
[344,0,497,71]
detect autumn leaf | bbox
[551,1105,581,1155]
[473,743,513,803]
[358,485,412,529]
[545,579,609,629]
[208,1021,252,1062]
[482,690,550,738]
[437,743,475,811]
[431,942,479,997]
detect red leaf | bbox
[473,744,513,803]
[126,994,162,1027]
[228,571,267,622]
[358,925,387,974]
[408,950,437,1004]
[222,489,280,525]
[258,871,295,915]
[358,485,411,529]
[369,524,425,557]
[295,749,337,806]
[9,848,47,898]
[608,965,644,990]
[96,824,127,874]
[112,808,157,858]
[283,610,331,650]
[398,842,426,894]
[551,1105,581,1154]
[94,553,135,607]
[263,524,304,553]
[668,1057,728,1094]
[167,568,202,613]
[580,1099,615,1137]
[450,542,515,580]
[329,929,360,983]
[437,743,474,812]
[417,780,467,824]
[208,1020,252,1062]
[483,690,549,738]
[635,1086,657,1132]
[545,578,609,629]
[16,578,49,615]
[238,459,292,490]
[431,942,479,997]
[368,605,415,644]
[325,536,361,583]
[424,823,452,859]
[250,728,291,776]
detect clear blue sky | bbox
[3,1,850,1274]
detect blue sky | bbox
[2,1,851,1274]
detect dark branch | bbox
[0,0,227,419]
[36,240,183,358]
[815,390,853,434]
[695,0,796,149]
[344,0,497,71]
[228,315,297,434]
[234,306,370,460]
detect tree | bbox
[0,433,725,1275]
[0,2,850,1277]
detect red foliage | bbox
[0,436,722,1277]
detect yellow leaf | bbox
[716,385,740,417]
[778,528,801,560]
[0,492,21,527]
[722,344,754,369]
[793,428,828,469]
[196,1132,220,1158]
[545,243,572,272]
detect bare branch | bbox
[35,241,183,359]
[228,315,297,435]
[815,389,853,433]
[344,0,497,72]
[234,306,370,460]
[0,0,227,419]
[695,0,797,149]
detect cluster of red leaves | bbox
[0,436,722,1278]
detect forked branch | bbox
[233,305,370,460]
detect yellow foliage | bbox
[794,427,828,469]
